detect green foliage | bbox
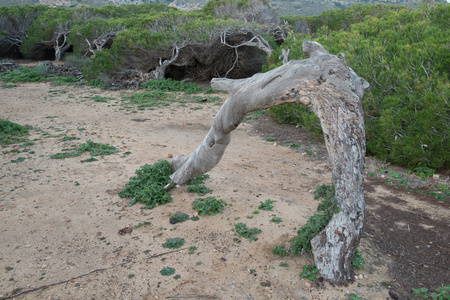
[170,213,190,224]
[188,246,197,254]
[299,265,318,281]
[163,238,185,249]
[192,196,227,216]
[413,285,450,300]
[410,165,435,180]
[141,78,202,94]
[271,245,287,257]
[348,294,362,300]
[291,184,338,255]
[234,223,262,241]
[160,267,175,276]
[271,217,282,223]
[268,3,450,170]
[187,174,213,196]
[0,120,30,144]
[78,140,116,156]
[50,152,81,159]
[351,249,365,270]
[279,262,289,267]
[119,160,173,209]
[258,199,275,211]
[0,66,44,83]
[11,157,26,163]
[134,221,151,229]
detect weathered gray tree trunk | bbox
[166,40,368,284]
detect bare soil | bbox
[0,81,448,300]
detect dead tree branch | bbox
[165,40,369,284]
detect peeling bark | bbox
[166,40,369,283]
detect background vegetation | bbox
[0,0,449,170]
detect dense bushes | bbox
[267,3,449,170]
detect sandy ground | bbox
[0,82,448,300]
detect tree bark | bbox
[166,40,369,284]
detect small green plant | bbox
[271,217,282,223]
[348,294,362,300]
[91,95,115,103]
[412,285,450,299]
[271,245,287,257]
[187,174,212,195]
[134,221,151,229]
[50,152,81,159]
[259,199,275,211]
[119,160,173,209]
[80,157,98,163]
[163,238,185,249]
[141,78,202,94]
[78,140,116,156]
[411,165,435,180]
[279,262,289,267]
[0,66,44,83]
[351,249,365,269]
[249,269,256,274]
[173,274,181,280]
[252,210,260,215]
[264,137,275,142]
[196,261,202,265]
[192,196,227,216]
[170,213,190,224]
[160,267,175,276]
[368,172,375,177]
[300,265,318,281]
[234,223,262,241]
[390,172,401,178]
[291,184,339,254]
[188,246,197,254]
[11,157,26,163]
[0,119,30,144]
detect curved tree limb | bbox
[166,40,369,284]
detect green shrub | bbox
[0,120,30,144]
[266,3,450,170]
[290,184,338,254]
[0,66,44,83]
[271,245,287,257]
[141,78,202,94]
[160,267,175,276]
[234,223,262,241]
[413,285,450,299]
[119,160,173,209]
[351,249,364,270]
[78,140,116,156]
[163,238,185,249]
[192,196,227,216]
[299,264,318,281]
[170,213,190,224]
[258,199,275,211]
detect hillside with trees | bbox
[0,1,448,170]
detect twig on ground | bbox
[1,248,187,300]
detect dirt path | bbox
[0,82,448,300]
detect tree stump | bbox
[166,40,369,284]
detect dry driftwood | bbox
[166,40,369,283]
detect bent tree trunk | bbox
[166,40,369,284]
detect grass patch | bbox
[141,78,202,94]
[187,174,212,195]
[0,66,44,83]
[259,199,275,211]
[163,238,185,249]
[170,213,190,224]
[271,245,287,257]
[160,267,175,276]
[134,221,151,229]
[0,119,30,145]
[78,140,116,156]
[300,265,318,281]
[192,196,227,216]
[290,184,339,254]
[119,160,173,209]
[234,223,262,241]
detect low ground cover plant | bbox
[119,159,173,209]
[234,223,262,241]
[192,196,227,216]
[0,120,31,144]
